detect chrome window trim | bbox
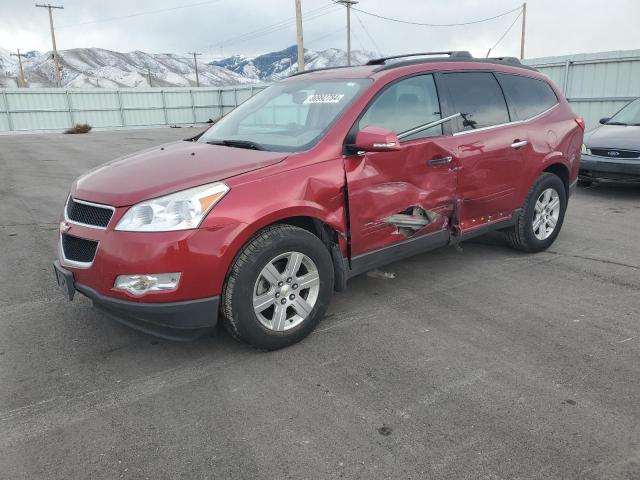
[64,195,115,230]
[59,233,98,269]
[452,103,559,137]
[398,113,462,140]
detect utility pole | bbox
[10,49,28,87]
[36,3,64,87]
[520,2,527,60]
[147,67,152,87]
[337,0,358,66]
[188,52,202,87]
[294,0,305,72]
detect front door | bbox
[345,73,458,258]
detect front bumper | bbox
[54,261,219,340]
[580,154,640,181]
[57,215,245,303]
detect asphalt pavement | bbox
[1,128,639,479]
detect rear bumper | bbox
[56,261,219,340]
[580,154,640,181]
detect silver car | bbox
[580,97,640,185]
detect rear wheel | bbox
[222,224,334,350]
[506,172,567,253]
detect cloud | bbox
[0,0,638,60]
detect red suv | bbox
[53,51,584,349]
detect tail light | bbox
[575,117,586,130]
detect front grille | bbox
[590,148,640,159]
[61,234,98,264]
[66,197,113,228]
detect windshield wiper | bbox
[605,121,629,126]
[206,139,265,150]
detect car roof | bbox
[283,53,543,83]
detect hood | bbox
[72,141,288,206]
[584,124,640,150]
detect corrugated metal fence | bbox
[0,85,267,133]
[525,50,640,129]
[2,50,639,133]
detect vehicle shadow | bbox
[577,181,640,200]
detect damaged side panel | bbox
[344,137,459,257]
[384,206,439,237]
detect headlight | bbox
[116,182,229,232]
[581,144,591,155]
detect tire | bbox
[222,224,334,350]
[506,172,567,253]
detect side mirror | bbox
[353,126,401,152]
[599,117,610,125]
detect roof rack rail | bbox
[366,51,473,66]
[486,56,522,65]
[372,55,536,73]
[288,51,532,78]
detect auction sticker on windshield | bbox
[304,94,345,104]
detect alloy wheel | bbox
[532,187,561,240]
[252,251,320,331]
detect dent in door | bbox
[346,153,453,252]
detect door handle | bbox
[428,156,453,166]
[511,140,529,149]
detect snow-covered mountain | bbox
[0,45,377,88]
[211,45,377,81]
[0,47,251,88]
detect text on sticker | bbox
[304,94,345,104]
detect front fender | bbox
[206,205,347,295]
[200,159,348,294]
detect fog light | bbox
[114,273,181,296]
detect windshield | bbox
[199,78,371,152]
[606,98,640,126]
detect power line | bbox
[57,0,224,29]
[350,24,365,53]
[486,10,523,57]
[206,5,339,52]
[331,2,523,27]
[216,4,334,45]
[353,11,382,56]
[305,26,347,46]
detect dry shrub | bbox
[64,123,92,134]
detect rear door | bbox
[439,71,525,229]
[495,72,562,197]
[345,73,459,257]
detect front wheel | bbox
[222,224,334,350]
[506,172,567,253]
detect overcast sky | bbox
[1,0,639,61]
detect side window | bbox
[496,73,558,121]
[358,74,442,141]
[443,72,510,132]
